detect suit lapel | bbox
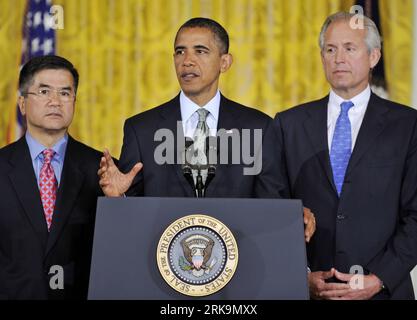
[8,138,49,247]
[160,95,195,197]
[345,94,389,176]
[8,138,49,246]
[216,95,242,131]
[205,95,242,197]
[303,96,337,193]
[45,137,85,256]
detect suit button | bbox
[337,214,346,220]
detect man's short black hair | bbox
[19,55,79,95]
[175,17,230,54]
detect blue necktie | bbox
[330,101,354,196]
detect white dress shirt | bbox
[327,86,371,152]
[180,90,220,138]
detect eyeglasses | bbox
[24,88,75,103]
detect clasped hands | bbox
[308,268,383,300]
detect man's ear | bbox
[18,96,26,116]
[369,48,381,69]
[220,53,233,73]
[320,50,325,67]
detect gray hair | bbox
[319,12,382,53]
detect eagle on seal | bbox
[181,235,214,271]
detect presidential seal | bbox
[156,214,238,297]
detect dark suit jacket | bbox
[274,93,417,299]
[119,94,285,198]
[0,136,103,299]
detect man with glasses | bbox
[0,55,103,299]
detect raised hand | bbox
[98,149,143,197]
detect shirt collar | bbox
[180,90,221,123]
[329,85,371,111]
[25,132,68,162]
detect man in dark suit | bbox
[274,12,417,299]
[98,17,315,239]
[0,55,103,299]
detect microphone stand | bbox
[196,168,204,198]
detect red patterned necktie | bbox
[39,149,57,231]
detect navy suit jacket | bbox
[0,136,103,299]
[119,94,285,198]
[274,93,417,299]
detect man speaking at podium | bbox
[98,17,315,241]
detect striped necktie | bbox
[191,108,209,184]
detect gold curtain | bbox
[8,0,403,155]
[0,0,26,148]
[379,0,414,106]
[52,0,354,156]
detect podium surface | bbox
[88,197,309,300]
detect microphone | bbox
[182,139,196,196]
[182,136,218,197]
[204,165,216,193]
[204,136,218,192]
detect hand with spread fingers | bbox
[303,207,316,242]
[98,149,143,197]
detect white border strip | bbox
[412,1,417,109]
[412,3,417,299]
